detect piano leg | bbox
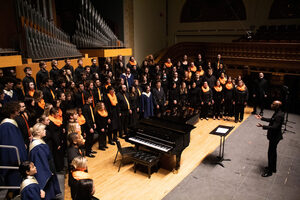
[174,151,183,173]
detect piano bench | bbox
[132,151,160,179]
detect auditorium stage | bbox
[65,108,252,200]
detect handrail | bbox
[0,145,21,190]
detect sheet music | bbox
[216,127,229,134]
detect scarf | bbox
[196,70,204,76]
[38,99,45,109]
[164,62,172,68]
[77,115,86,125]
[225,82,233,90]
[107,93,118,106]
[72,171,91,180]
[97,110,108,117]
[129,60,137,66]
[214,85,222,92]
[190,65,197,72]
[202,86,210,93]
[49,115,62,127]
[237,84,246,91]
[28,90,35,97]
[219,77,227,85]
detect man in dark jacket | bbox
[116,84,131,138]
[36,61,49,89]
[252,72,268,116]
[256,100,284,177]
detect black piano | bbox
[126,114,197,171]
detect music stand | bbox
[210,125,234,167]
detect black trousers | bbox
[98,130,107,148]
[224,100,233,117]
[201,103,209,118]
[268,139,280,172]
[235,103,245,121]
[253,96,265,113]
[213,101,222,117]
[85,129,94,153]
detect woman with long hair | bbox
[95,102,110,150]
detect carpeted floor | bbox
[163,110,300,200]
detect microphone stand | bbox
[282,86,295,134]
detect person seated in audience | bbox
[29,123,61,200]
[212,80,224,120]
[19,161,45,200]
[200,81,213,120]
[233,80,248,123]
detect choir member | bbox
[75,58,85,82]
[26,81,35,97]
[189,82,200,114]
[169,82,180,115]
[194,53,205,70]
[104,86,120,144]
[224,77,234,121]
[194,73,203,88]
[213,80,224,120]
[85,80,96,108]
[179,81,188,108]
[94,79,103,104]
[50,60,60,88]
[204,68,216,89]
[181,55,189,70]
[252,72,268,116]
[15,79,25,101]
[33,90,45,121]
[42,78,56,105]
[213,54,223,73]
[61,58,75,78]
[36,61,49,90]
[114,55,125,79]
[200,81,213,120]
[29,123,61,200]
[90,58,99,75]
[164,58,173,69]
[120,68,134,89]
[95,102,110,150]
[116,85,131,138]
[127,56,138,70]
[3,77,18,103]
[152,80,167,116]
[22,67,36,95]
[218,72,227,87]
[75,82,86,108]
[15,101,31,148]
[128,86,140,128]
[47,107,65,172]
[19,161,45,200]
[234,80,249,123]
[0,102,27,198]
[82,94,97,157]
[140,85,154,119]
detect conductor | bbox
[255,100,284,177]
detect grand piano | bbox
[126,113,197,171]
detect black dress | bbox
[129,93,139,128]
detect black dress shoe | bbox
[104,146,108,149]
[239,119,243,122]
[261,171,272,177]
[86,153,95,158]
[109,142,115,145]
[235,120,238,123]
[91,151,97,154]
[99,148,106,151]
[259,112,264,116]
[251,111,256,115]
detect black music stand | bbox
[210,125,234,168]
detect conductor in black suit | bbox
[256,100,284,177]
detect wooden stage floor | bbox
[65,107,252,200]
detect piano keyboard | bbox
[128,137,173,152]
